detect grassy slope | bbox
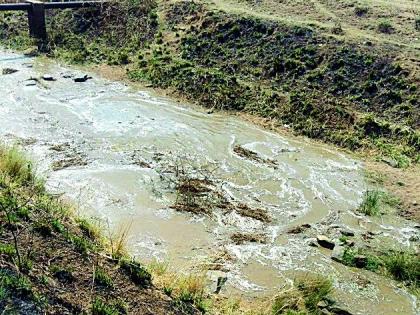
[0,147,198,314]
[0,0,419,167]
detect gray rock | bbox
[317,235,335,250]
[331,245,345,262]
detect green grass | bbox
[120,258,152,287]
[358,189,400,216]
[382,251,419,285]
[92,297,121,315]
[358,190,382,216]
[0,146,33,185]
[272,275,332,315]
[94,267,114,288]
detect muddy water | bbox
[1,51,418,314]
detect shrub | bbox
[377,20,394,33]
[415,17,420,31]
[383,251,420,285]
[358,190,382,216]
[0,147,33,185]
[354,6,369,17]
[92,298,120,315]
[273,275,332,314]
[358,190,400,216]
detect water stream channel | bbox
[0,51,418,314]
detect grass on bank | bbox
[358,189,400,216]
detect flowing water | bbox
[0,51,418,314]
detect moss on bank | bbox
[0,0,418,167]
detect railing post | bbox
[26,0,47,42]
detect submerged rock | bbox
[317,235,335,249]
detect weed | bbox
[92,297,120,315]
[377,20,394,33]
[354,6,369,17]
[0,147,33,185]
[0,243,15,256]
[94,266,114,288]
[273,275,332,314]
[77,218,100,240]
[70,234,93,255]
[358,190,400,216]
[120,258,152,287]
[358,190,381,216]
[382,251,419,285]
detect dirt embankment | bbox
[0,147,198,314]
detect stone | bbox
[354,255,368,268]
[74,74,92,82]
[317,235,335,250]
[42,74,56,81]
[331,245,345,262]
[2,68,18,75]
[340,228,355,237]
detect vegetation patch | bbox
[358,189,400,216]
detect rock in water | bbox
[73,74,92,82]
[2,68,18,75]
[317,235,335,249]
[42,74,56,81]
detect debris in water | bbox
[2,68,18,75]
[232,203,272,223]
[233,144,277,167]
[230,232,267,245]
